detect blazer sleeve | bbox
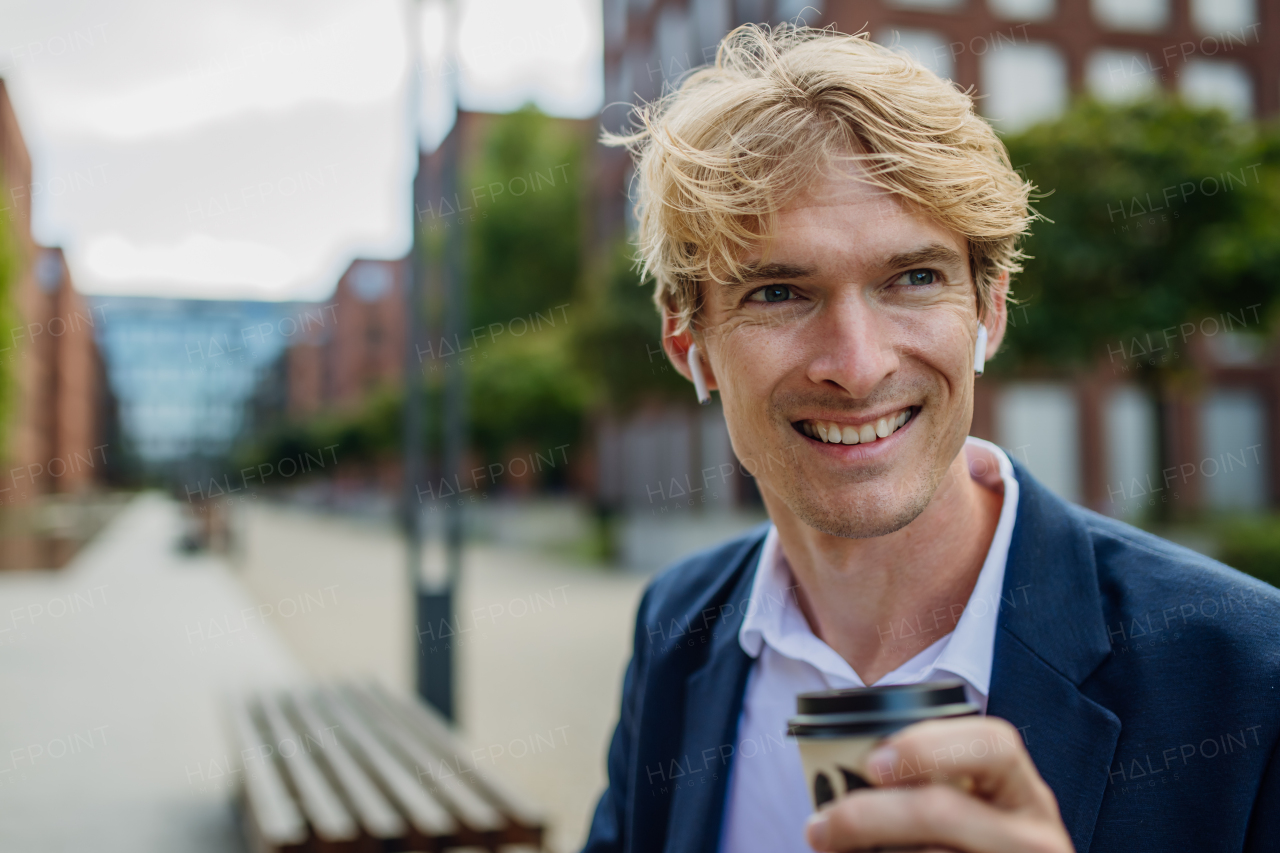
[580,584,655,853]
[1244,727,1280,851]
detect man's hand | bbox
[804,717,1074,853]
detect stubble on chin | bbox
[778,471,935,539]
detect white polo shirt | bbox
[717,437,1020,853]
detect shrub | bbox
[1217,516,1280,588]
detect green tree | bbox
[458,106,595,475]
[1001,98,1280,368]
[467,105,583,331]
[572,236,690,412]
[467,321,591,470]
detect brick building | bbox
[594,0,1280,519]
[284,257,410,417]
[599,0,1277,231]
[0,80,107,505]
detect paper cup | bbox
[787,680,978,810]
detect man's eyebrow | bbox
[878,244,966,271]
[731,262,818,285]
[723,245,965,292]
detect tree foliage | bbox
[468,320,591,463]
[461,106,592,463]
[467,105,582,331]
[571,236,690,412]
[998,98,1280,372]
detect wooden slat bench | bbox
[230,682,546,852]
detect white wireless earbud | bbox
[687,343,711,405]
[974,324,988,376]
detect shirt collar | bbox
[737,437,1020,698]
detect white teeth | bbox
[801,407,913,444]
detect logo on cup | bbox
[814,765,872,807]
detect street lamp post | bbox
[437,109,467,722]
[405,143,434,710]
[405,0,463,722]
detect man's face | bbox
[692,170,1000,538]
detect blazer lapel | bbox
[662,532,763,853]
[988,460,1122,853]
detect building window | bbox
[996,382,1082,503]
[1200,389,1267,511]
[603,0,626,48]
[694,0,731,62]
[36,250,63,293]
[655,6,695,84]
[351,264,393,302]
[1206,330,1266,366]
[988,0,1054,21]
[736,0,765,26]
[980,41,1068,133]
[876,27,955,80]
[1180,59,1254,120]
[1091,0,1169,33]
[1104,385,1158,520]
[605,61,623,108]
[884,0,965,11]
[620,45,639,103]
[1086,49,1161,103]
[777,0,823,23]
[1190,0,1257,36]
[642,38,663,100]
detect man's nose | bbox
[804,295,899,398]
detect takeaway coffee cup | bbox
[787,680,978,810]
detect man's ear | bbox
[661,307,719,392]
[981,270,1011,363]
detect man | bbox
[582,24,1280,853]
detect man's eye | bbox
[896,269,937,286]
[748,285,795,303]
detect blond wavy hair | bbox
[604,23,1035,334]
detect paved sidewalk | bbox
[0,493,303,852]
[0,493,664,852]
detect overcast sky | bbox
[0,0,602,301]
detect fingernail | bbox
[806,812,831,851]
[866,744,897,782]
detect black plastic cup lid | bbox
[796,679,968,715]
[788,680,978,738]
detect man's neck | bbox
[765,445,1004,685]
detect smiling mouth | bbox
[792,406,917,446]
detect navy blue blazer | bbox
[581,458,1280,852]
